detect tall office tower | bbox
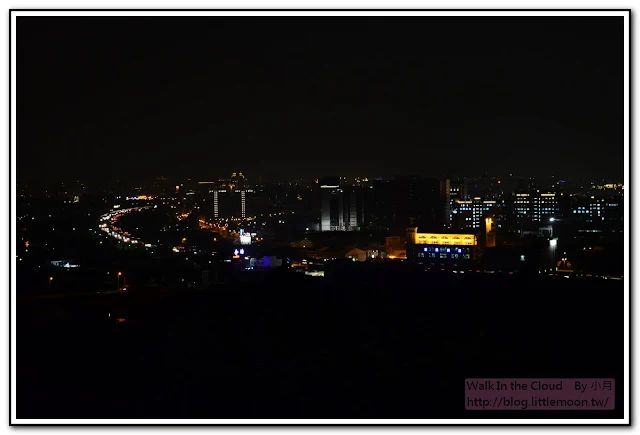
[213,189,220,218]
[367,179,397,231]
[212,188,240,219]
[453,197,498,230]
[210,171,253,219]
[348,187,358,229]
[240,190,246,218]
[512,191,558,223]
[513,192,533,221]
[449,178,467,225]
[441,178,451,227]
[345,185,365,230]
[533,192,558,222]
[395,176,448,232]
[317,177,365,231]
[230,171,247,190]
[319,177,340,231]
[449,178,468,200]
[362,176,449,233]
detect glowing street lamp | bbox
[48,277,53,292]
[117,272,122,291]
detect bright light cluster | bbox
[98,206,158,248]
[125,195,155,200]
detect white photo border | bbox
[9,8,631,426]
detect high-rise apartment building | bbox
[209,171,253,219]
[317,177,365,231]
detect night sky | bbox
[17,16,624,183]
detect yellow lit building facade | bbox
[406,227,479,268]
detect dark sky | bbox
[17,16,624,183]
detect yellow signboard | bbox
[410,233,477,246]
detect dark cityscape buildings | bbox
[12,10,627,424]
[208,172,254,219]
[315,177,365,231]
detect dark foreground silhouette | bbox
[17,268,624,420]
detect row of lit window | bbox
[418,252,472,259]
[422,246,471,254]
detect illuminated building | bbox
[485,217,496,248]
[406,227,478,268]
[513,192,558,222]
[248,256,283,268]
[514,193,532,220]
[318,177,364,231]
[230,171,247,190]
[570,195,623,232]
[239,229,252,245]
[50,260,80,268]
[449,178,467,201]
[441,178,451,226]
[453,198,497,230]
[345,248,368,262]
[534,193,557,221]
[521,224,553,239]
[482,237,558,274]
[448,178,467,226]
[211,172,253,219]
[385,236,406,258]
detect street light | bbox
[117,272,122,291]
[48,277,53,292]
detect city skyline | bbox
[17,170,625,190]
[12,10,628,424]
